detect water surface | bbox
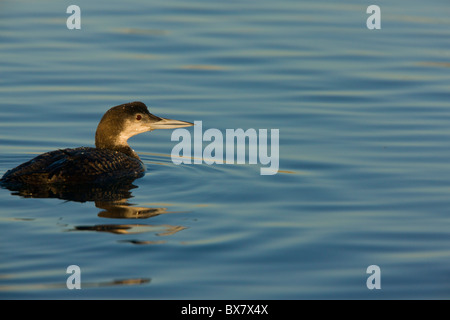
[1,0,450,299]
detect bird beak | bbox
[149,117,194,130]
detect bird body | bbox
[1,147,145,185]
[0,102,193,186]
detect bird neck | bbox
[95,114,142,160]
[95,132,140,160]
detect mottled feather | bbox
[1,147,145,186]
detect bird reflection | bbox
[1,178,186,242]
[96,199,167,219]
[2,179,137,203]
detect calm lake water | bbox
[1,0,450,299]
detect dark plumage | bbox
[0,101,193,186]
[1,147,144,185]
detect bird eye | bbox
[136,114,142,121]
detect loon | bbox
[0,101,193,186]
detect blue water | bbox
[1,0,450,299]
